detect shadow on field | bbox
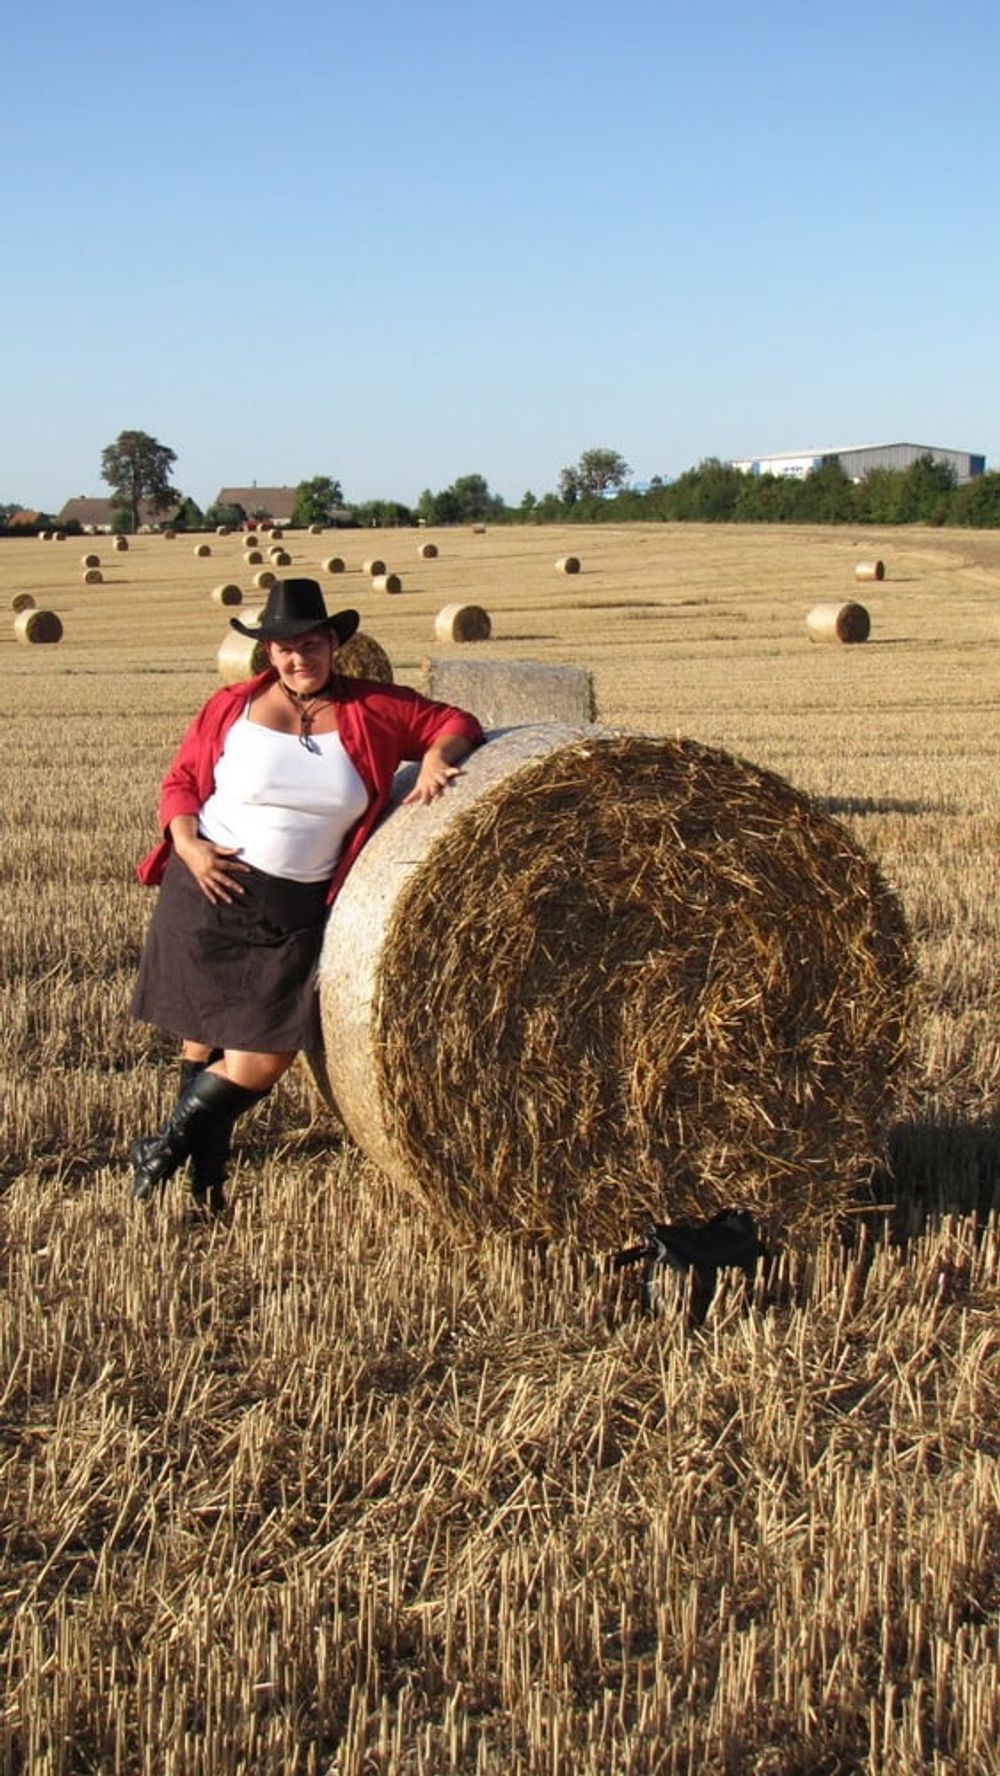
[818,795,954,817]
[875,1108,1000,1230]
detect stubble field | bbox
[1,521,998,1773]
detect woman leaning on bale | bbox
[130,577,484,1215]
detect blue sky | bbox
[4,0,998,511]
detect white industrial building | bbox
[730,442,986,484]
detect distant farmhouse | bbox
[730,442,986,485]
[58,495,183,533]
[214,486,300,524]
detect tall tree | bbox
[561,448,631,500]
[101,431,179,533]
[291,475,344,527]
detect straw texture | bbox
[317,729,913,1246]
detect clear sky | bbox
[4,0,998,513]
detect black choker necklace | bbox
[281,677,335,751]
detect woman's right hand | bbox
[175,834,249,904]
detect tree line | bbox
[4,435,1000,535]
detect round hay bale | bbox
[363,558,386,577]
[270,549,291,567]
[556,555,581,574]
[270,527,283,540]
[211,583,243,607]
[309,523,324,535]
[471,524,487,535]
[372,573,403,595]
[113,535,129,552]
[419,541,439,559]
[806,602,871,644]
[217,610,265,683]
[245,549,263,566]
[855,560,885,582]
[82,568,103,585]
[81,552,101,568]
[12,592,35,613]
[194,542,212,558]
[15,608,63,644]
[315,730,913,1247]
[434,602,491,642]
[253,569,276,591]
[322,556,346,575]
[243,534,260,549]
[53,531,66,542]
[336,630,393,684]
[38,531,51,541]
[162,530,175,540]
[216,525,231,536]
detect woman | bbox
[131,577,484,1214]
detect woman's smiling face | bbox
[266,628,338,694]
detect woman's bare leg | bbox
[209,1050,298,1092]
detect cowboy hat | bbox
[230,578,359,644]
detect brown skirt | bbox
[131,853,329,1052]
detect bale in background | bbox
[194,543,212,558]
[162,530,175,540]
[373,573,403,595]
[245,549,263,565]
[81,552,101,568]
[322,557,346,575]
[270,549,292,567]
[807,603,871,644]
[419,542,439,559]
[316,731,913,1247]
[363,558,386,577]
[556,555,581,575]
[253,570,276,591]
[11,593,35,612]
[434,603,491,642]
[855,561,885,582]
[113,535,129,552]
[211,584,243,607]
[309,524,324,535]
[15,609,63,644]
[243,534,260,549]
[217,623,391,686]
[82,569,103,585]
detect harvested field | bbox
[0,522,998,1774]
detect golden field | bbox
[1,522,998,1774]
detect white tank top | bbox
[199,710,369,882]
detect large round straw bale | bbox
[245,549,263,565]
[373,573,403,595]
[471,524,487,535]
[806,602,871,644]
[216,524,231,536]
[336,630,393,683]
[82,568,103,585]
[322,556,346,574]
[419,541,439,559]
[216,611,265,682]
[53,531,66,541]
[12,592,35,612]
[194,542,211,558]
[15,608,63,644]
[855,560,885,582]
[212,583,243,606]
[309,523,324,535]
[253,569,276,590]
[434,602,491,641]
[270,527,283,540]
[315,731,913,1247]
[162,530,175,540]
[114,535,129,552]
[81,552,101,568]
[38,531,51,541]
[270,549,292,567]
[243,534,259,549]
[556,555,581,574]
[363,558,386,577]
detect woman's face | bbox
[267,627,337,695]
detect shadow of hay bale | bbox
[314,728,915,1249]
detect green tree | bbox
[417,474,505,525]
[174,496,205,531]
[291,475,344,528]
[100,430,179,533]
[204,501,246,529]
[564,447,631,499]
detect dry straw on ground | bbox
[14,608,63,643]
[434,601,492,641]
[318,729,913,1246]
[807,601,872,643]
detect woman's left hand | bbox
[402,740,471,805]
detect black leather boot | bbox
[131,1073,266,1203]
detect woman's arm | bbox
[402,730,477,805]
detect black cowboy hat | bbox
[230,578,359,644]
